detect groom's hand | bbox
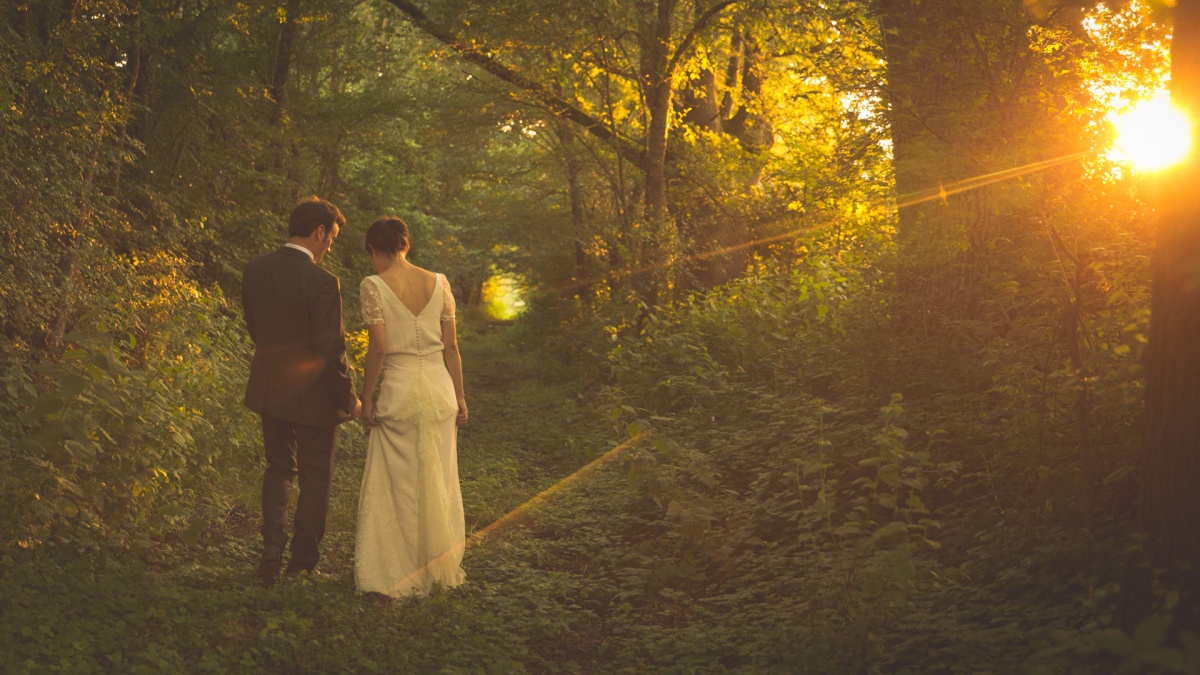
[341,396,361,422]
[361,399,379,427]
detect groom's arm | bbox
[310,274,358,415]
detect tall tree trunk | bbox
[876,0,930,240]
[268,0,302,208]
[112,5,144,196]
[636,0,677,308]
[556,123,591,297]
[723,32,772,151]
[269,0,301,124]
[874,0,1033,327]
[640,0,675,224]
[1122,0,1200,635]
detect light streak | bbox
[468,432,646,541]
[378,149,1103,596]
[381,432,648,596]
[549,149,1097,295]
[892,150,1095,210]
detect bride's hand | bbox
[456,398,468,426]
[362,399,379,427]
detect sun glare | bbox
[1110,94,1193,171]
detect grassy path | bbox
[1,324,1122,673]
[1,325,633,672]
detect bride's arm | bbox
[439,275,467,425]
[442,319,467,426]
[361,323,387,425]
[360,279,387,426]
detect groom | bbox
[242,196,361,586]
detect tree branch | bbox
[383,0,647,171]
[667,0,739,77]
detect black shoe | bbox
[257,558,281,587]
[258,542,285,587]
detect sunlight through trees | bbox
[2,0,1197,669]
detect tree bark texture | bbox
[268,0,302,123]
[639,0,675,225]
[1128,0,1200,634]
[874,0,1046,316]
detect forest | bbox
[2,0,1200,671]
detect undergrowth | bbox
[0,284,1186,672]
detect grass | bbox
[0,321,1133,673]
[0,321,627,673]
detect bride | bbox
[355,215,468,597]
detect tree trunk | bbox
[634,0,677,308]
[269,0,301,123]
[640,0,675,225]
[723,32,772,151]
[556,124,591,297]
[1122,0,1200,635]
[875,0,1015,263]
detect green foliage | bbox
[0,0,1176,671]
[0,301,257,552]
[1097,617,1200,674]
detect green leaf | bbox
[59,373,88,401]
[1094,628,1136,657]
[1104,465,1135,485]
[872,521,908,542]
[1179,631,1200,670]
[55,475,84,498]
[32,392,65,419]
[55,500,79,518]
[1132,615,1173,653]
[1136,648,1188,671]
[182,517,209,546]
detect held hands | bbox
[456,398,468,427]
[361,398,379,427]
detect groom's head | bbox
[288,197,345,264]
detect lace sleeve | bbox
[360,277,385,325]
[440,274,456,321]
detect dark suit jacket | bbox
[241,246,357,427]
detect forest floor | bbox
[1,322,1129,673]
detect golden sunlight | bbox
[1110,94,1193,171]
[482,272,528,321]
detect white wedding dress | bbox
[355,272,466,597]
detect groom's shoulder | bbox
[244,247,286,272]
[243,248,340,288]
[307,261,340,284]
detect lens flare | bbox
[1111,94,1193,171]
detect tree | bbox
[379,0,802,306]
[1124,0,1200,635]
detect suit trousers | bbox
[260,416,338,572]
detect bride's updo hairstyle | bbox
[365,215,410,257]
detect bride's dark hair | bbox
[365,215,410,256]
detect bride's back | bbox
[377,264,437,317]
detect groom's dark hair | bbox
[288,197,345,237]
